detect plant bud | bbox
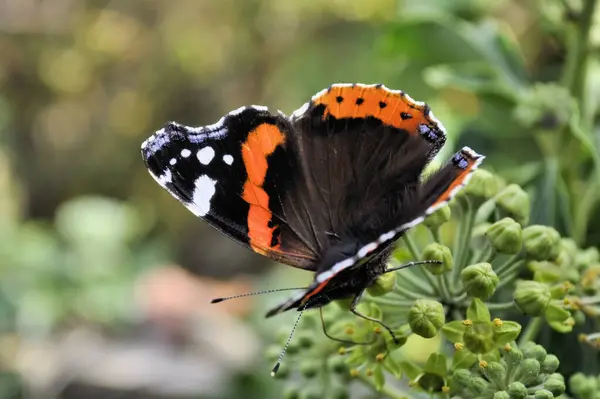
[543,377,566,396]
[486,361,507,389]
[284,386,300,399]
[486,218,523,254]
[461,263,499,299]
[462,169,500,203]
[576,247,600,269]
[523,343,547,362]
[452,369,472,387]
[424,205,451,228]
[496,184,530,225]
[300,360,319,379]
[514,280,551,316]
[522,225,561,261]
[516,358,541,385]
[507,381,527,399]
[408,299,445,338]
[367,271,396,296]
[422,243,453,275]
[533,389,553,399]
[569,373,595,398]
[469,376,489,394]
[494,392,510,399]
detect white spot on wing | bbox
[358,242,378,258]
[169,158,177,165]
[187,175,217,217]
[223,154,234,165]
[197,146,215,165]
[181,149,191,158]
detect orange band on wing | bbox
[313,85,436,134]
[241,123,286,254]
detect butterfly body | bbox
[141,83,484,329]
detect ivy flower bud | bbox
[494,392,510,399]
[496,184,530,225]
[452,369,472,387]
[522,343,547,362]
[486,218,522,254]
[516,358,541,385]
[461,263,499,299]
[576,247,600,269]
[283,386,300,399]
[533,390,553,399]
[424,205,451,228]
[367,271,395,296]
[462,169,500,203]
[469,377,489,395]
[504,346,524,371]
[507,382,527,399]
[408,299,445,338]
[486,362,507,389]
[300,360,320,378]
[514,280,551,316]
[522,225,561,261]
[422,243,453,275]
[543,377,566,396]
[569,373,595,398]
[541,354,559,374]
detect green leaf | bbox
[398,360,422,380]
[493,321,522,346]
[383,355,403,378]
[452,348,478,370]
[467,298,491,322]
[424,352,448,376]
[442,321,467,343]
[373,364,386,391]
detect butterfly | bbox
[141,83,484,374]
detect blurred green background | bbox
[1,0,599,397]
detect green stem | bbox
[562,0,598,116]
[452,198,476,285]
[494,255,522,277]
[393,282,429,301]
[395,270,437,297]
[370,296,417,308]
[403,233,441,296]
[357,372,410,399]
[438,274,452,300]
[518,317,544,346]
[403,233,421,259]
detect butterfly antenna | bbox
[383,259,442,274]
[271,306,307,376]
[211,287,307,304]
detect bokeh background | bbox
[1,0,598,398]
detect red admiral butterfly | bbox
[141,83,484,374]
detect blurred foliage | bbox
[3,0,600,398]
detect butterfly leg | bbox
[350,292,398,344]
[319,307,375,345]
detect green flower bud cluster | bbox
[264,169,594,398]
[450,341,565,398]
[569,372,600,399]
[443,299,521,357]
[513,83,575,133]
